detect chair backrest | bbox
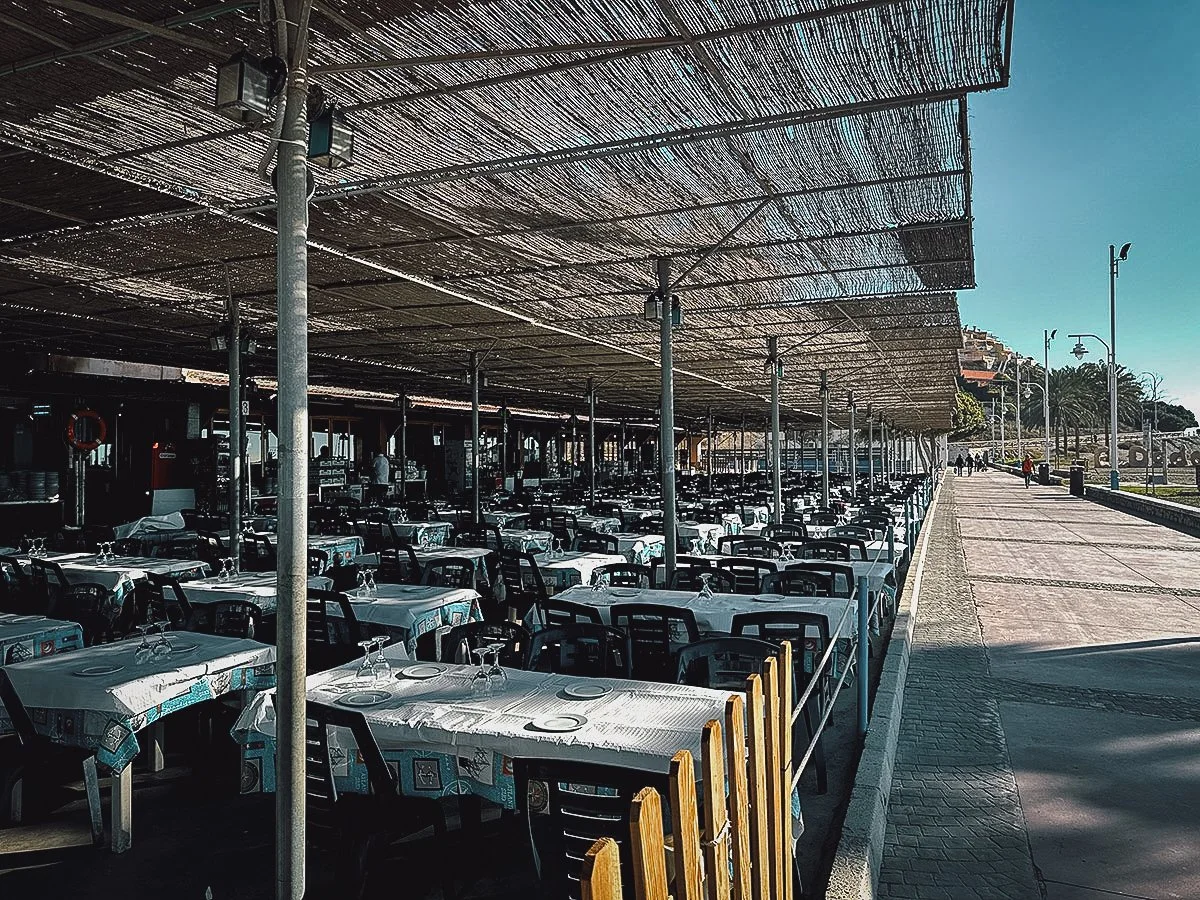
[716,534,750,555]
[456,524,501,550]
[375,547,406,583]
[245,533,276,570]
[526,623,632,677]
[586,502,623,524]
[809,511,840,526]
[572,530,618,554]
[515,758,669,900]
[422,557,477,590]
[761,569,834,597]
[797,540,851,561]
[497,548,547,617]
[675,636,779,690]
[328,563,361,593]
[786,561,855,598]
[733,538,784,559]
[764,522,808,541]
[819,536,868,560]
[631,514,662,535]
[590,563,650,588]
[667,566,736,593]
[142,571,194,629]
[0,554,33,614]
[198,598,263,639]
[440,620,530,667]
[305,699,395,841]
[730,611,832,676]
[610,603,700,682]
[542,596,603,627]
[305,588,361,672]
[28,558,68,614]
[307,548,331,576]
[58,582,120,645]
[715,557,779,594]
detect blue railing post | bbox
[857,574,870,735]
[887,522,895,564]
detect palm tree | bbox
[1046,366,1095,456]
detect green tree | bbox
[1153,401,1198,432]
[948,390,987,442]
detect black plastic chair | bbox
[786,562,855,598]
[796,540,851,561]
[243,534,276,571]
[57,582,121,646]
[306,588,362,674]
[0,555,33,614]
[27,558,69,616]
[439,620,530,667]
[631,514,663,535]
[589,563,650,588]
[139,572,194,630]
[716,534,750,555]
[421,557,477,590]
[675,636,780,690]
[573,530,619,554]
[455,523,502,551]
[308,549,331,576]
[541,596,603,627]
[516,758,669,900]
[375,548,406,584]
[809,511,840,526]
[610,603,700,682]
[305,699,452,900]
[525,623,631,677]
[193,599,263,640]
[762,569,834,597]
[733,538,784,559]
[829,524,876,541]
[715,558,778,595]
[820,536,868,560]
[329,563,361,593]
[667,566,736,593]
[497,549,549,621]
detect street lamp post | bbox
[1141,371,1163,493]
[1104,242,1132,489]
[1044,329,1056,466]
[1069,332,1118,488]
[1015,358,1024,458]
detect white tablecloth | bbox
[0,613,83,663]
[180,574,333,614]
[533,551,628,590]
[612,533,664,566]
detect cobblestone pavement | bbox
[878,477,1042,900]
[877,472,1200,900]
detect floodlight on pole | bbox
[1069,331,1118,487]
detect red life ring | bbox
[67,410,107,451]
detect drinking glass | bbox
[690,538,702,555]
[134,623,155,664]
[370,637,391,683]
[469,647,491,693]
[151,621,174,657]
[356,569,368,598]
[485,643,507,687]
[698,572,715,600]
[355,640,376,681]
[364,570,377,596]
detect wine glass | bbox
[469,647,491,693]
[485,643,507,687]
[134,623,155,664]
[355,569,368,598]
[698,572,715,600]
[364,569,377,596]
[355,640,376,681]
[551,538,564,560]
[370,637,392,683]
[151,621,173,657]
[690,537,702,556]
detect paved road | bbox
[878,471,1200,900]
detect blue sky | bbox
[961,0,1200,414]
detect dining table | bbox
[0,612,83,664]
[329,583,483,652]
[0,632,276,852]
[232,660,735,810]
[179,572,334,615]
[20,554,211,612]
[529,550,628,591]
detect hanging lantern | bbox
[215,52,279,124]
[308,107,355,169]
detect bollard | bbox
[857,574,870,735]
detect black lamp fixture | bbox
[643,291,682,326]
[308,106,355,170]
[215,51,284,124]
[209,325,257,355]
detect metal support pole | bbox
[740,415,747,492]
[657,258,677,580]
[847,392,857,502]
[999,384,1007,462]
[399,392,408,502]
[867,405,874,496]
[856,574,870,735]
[820,369,830,507]
[706,406,714,493]
[274,4,310,892]
[1015,361,1023,459]
[470,351,480,522]
[587,378,596,502]
[769,336,782,524]
[1109,244,1120,490]
[225,271,242,569]
[619,420,626,480]
[499,402,508,491]
[1044,329,1053,467]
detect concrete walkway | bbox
[877,471,1200,900]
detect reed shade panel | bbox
[0,1,1011,429]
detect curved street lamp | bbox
[1069,332,1118,488]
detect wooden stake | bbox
[763,656,783,900]
[725,695,753,900]
[630,787,670,900]
[702,720,732,900]
[669,750,704,900]
[780,641,795,900]
[582,836,624,900]
[744,673,770,900]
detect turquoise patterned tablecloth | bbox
[0,614,83,664]
[0,633,275,771]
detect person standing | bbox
[966,453,975,476]
[372,449,391,502]
[1021,453,1034,488]
[954,453,965,476]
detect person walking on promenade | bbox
[1021,453,1034,488]
[976,452,986,472]
[955,453,965,476]
[966,453,975,476]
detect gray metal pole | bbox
[707,406,714,492]
[848,392,857,502]
[657,257,677,580]
[470,351,480,522]
[820,369,830,507]
[1109,244,1120,490]
[226,274,242,569]
[399,392,408,502]
[856,574,870,734]
[769,336,782,524]
[274,4,310,892]
[1044,330,1053,467]
[867,405,874,495]
[619,420,626,480]
[740,415,747,491]
[587,379,596,502]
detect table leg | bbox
[148,720,166,773]
[111,765,132,853]
[82,757,103,846]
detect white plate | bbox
[529,713,588,733]
[609,588,640,598]
[74,664,124,677]
[563,684,611,700]
[6,615,46,624]
[336,690,392,707]
[170,642,200,653]
[400,664,444,679]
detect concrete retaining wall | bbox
[825,478,944,900]
[1083,485,1200,539]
